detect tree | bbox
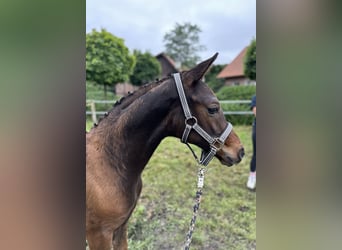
[86,29,135,97]
[205,64,226,92]
[163,22,206,69]
[244,38,256,80]
[130,50,161,86]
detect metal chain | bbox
[184,167,206,250]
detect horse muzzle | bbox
[216,147,245,167]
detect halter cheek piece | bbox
[173,73,233,166]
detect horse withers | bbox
[86,53,244,250]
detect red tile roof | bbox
[217,46,248,79]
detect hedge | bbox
[216,85,256,100]
[216,85,256,125]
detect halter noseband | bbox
[173,73,233,166]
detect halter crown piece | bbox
[173,73,233,166]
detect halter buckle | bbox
[211,138,224,151]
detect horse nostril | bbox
[239,148,245,159]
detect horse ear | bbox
[183,53,218,85]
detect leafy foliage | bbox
[86,29,136,89]
[216,85,256,100]
[130,50,161,86]
[244,38,256,80]
[163,22,206,69]
[205,64,226,92]
[217,85,256,125]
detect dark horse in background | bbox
[86,53,244,249]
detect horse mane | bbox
[89,76,171,130]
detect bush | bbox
[207,78,225,93]
[216,85,256,100]
[217,85,256,125]
[205,64,226,92]
[130,50,161,86]
[221,103,254,126]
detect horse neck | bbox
[101,79,181,177]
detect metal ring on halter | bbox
[185,117,197,127]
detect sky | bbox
[86,0,256,65]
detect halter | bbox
[173,73,233,166]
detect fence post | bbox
[90,101,97,124]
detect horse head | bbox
[172,53,244,166]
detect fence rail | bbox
[86,99,253,123]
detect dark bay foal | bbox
[86,54,244,249]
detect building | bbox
[115,53,178,97]
[217,46,256,86]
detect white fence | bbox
[86,100,253,123]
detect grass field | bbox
[86,123,256,249]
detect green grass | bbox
[128,126,256,250]
[86,124,256,249]
[86,120,94,131]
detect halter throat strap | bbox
[173,73,233,166]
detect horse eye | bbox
[208,107,219,114]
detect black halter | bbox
[173,73,233,166]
